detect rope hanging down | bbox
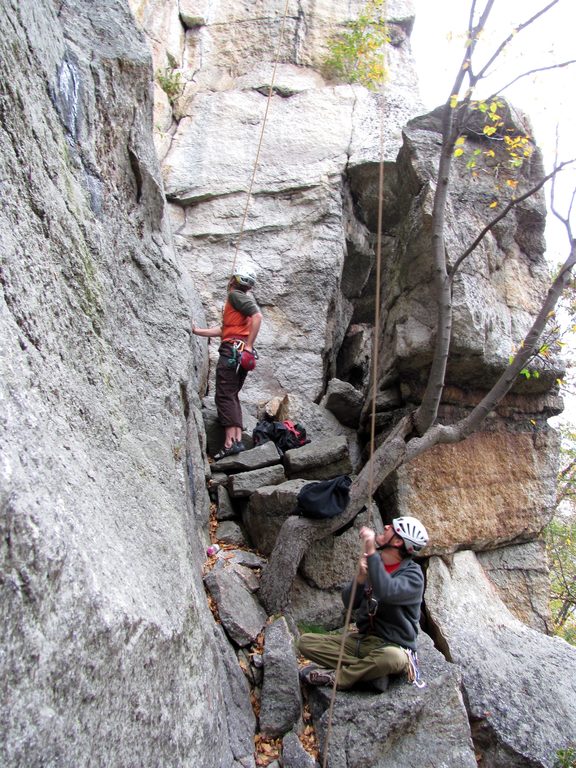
[226,2,391,763]
[229,0,291,280]
[320,12,389,767]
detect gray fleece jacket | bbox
[341,554,424,650]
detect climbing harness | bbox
[225,340,258,373]
[226,339,245,368]
[365,585,379,633]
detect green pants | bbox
[298,631,409,689]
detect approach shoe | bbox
[301,667,336,687]
[298,664,321,683]
[213,443,240,461]
[371,675,389,693]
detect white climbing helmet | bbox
[233,267,257,288]
[392,516,429,554]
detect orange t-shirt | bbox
[221,289,260,342]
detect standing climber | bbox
[192,267,263,461]
[298,516,428,691]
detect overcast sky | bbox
[411,0,575,265]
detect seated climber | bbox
[192,267,263,461]
[298,516,428,691]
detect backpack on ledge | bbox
[252,419,309,454]
[295,475,352,520]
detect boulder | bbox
[478,540,550,633]
[213,625,258,768]
[228,465,287,498]
[215,549,267,571]
[204,567,268,647]
[425,552,576,767]
[300,507,377,590]
[320,379,364,429]
[287,577,346,632]
[215,520,246,547]
[307,633,477,768]
[284,436,353,481]
[216,484,237,521]
[281,731,316,768]
[243,479,310,555]
[214,442,282,474]
[259,617,303,739]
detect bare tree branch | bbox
[446,0,493,114]
[475,0,560,82]
[450,160,576,278]
[455,239,576,437]
[494,59,576,99]
[259,0,576,616]
[551,159,576,239]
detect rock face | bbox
[426,553,576,768]
[0,1,231,766]
[136,0,422,405]
[2,0,573,767]
[381,427,559,555]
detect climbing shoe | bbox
[234,441,246,454]
[213,443,240,461]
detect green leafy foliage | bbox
[554,426,576,512]
[554,745,576,768]
[322,0,389,90]
[506,311,562,381]
[546,516,576,645]
[451,98,534,209]
[155,66,183,104]
[547,425,576,646]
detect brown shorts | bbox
[215,342,248,428]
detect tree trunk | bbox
[259,415,412,613]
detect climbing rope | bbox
[229,0,291,281]
[320,7,389,765]
[222,1,394,762]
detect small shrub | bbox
[297,622,327,635]
[554,745,576,768]
[155,67,183,104]
[322,0,389,90]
